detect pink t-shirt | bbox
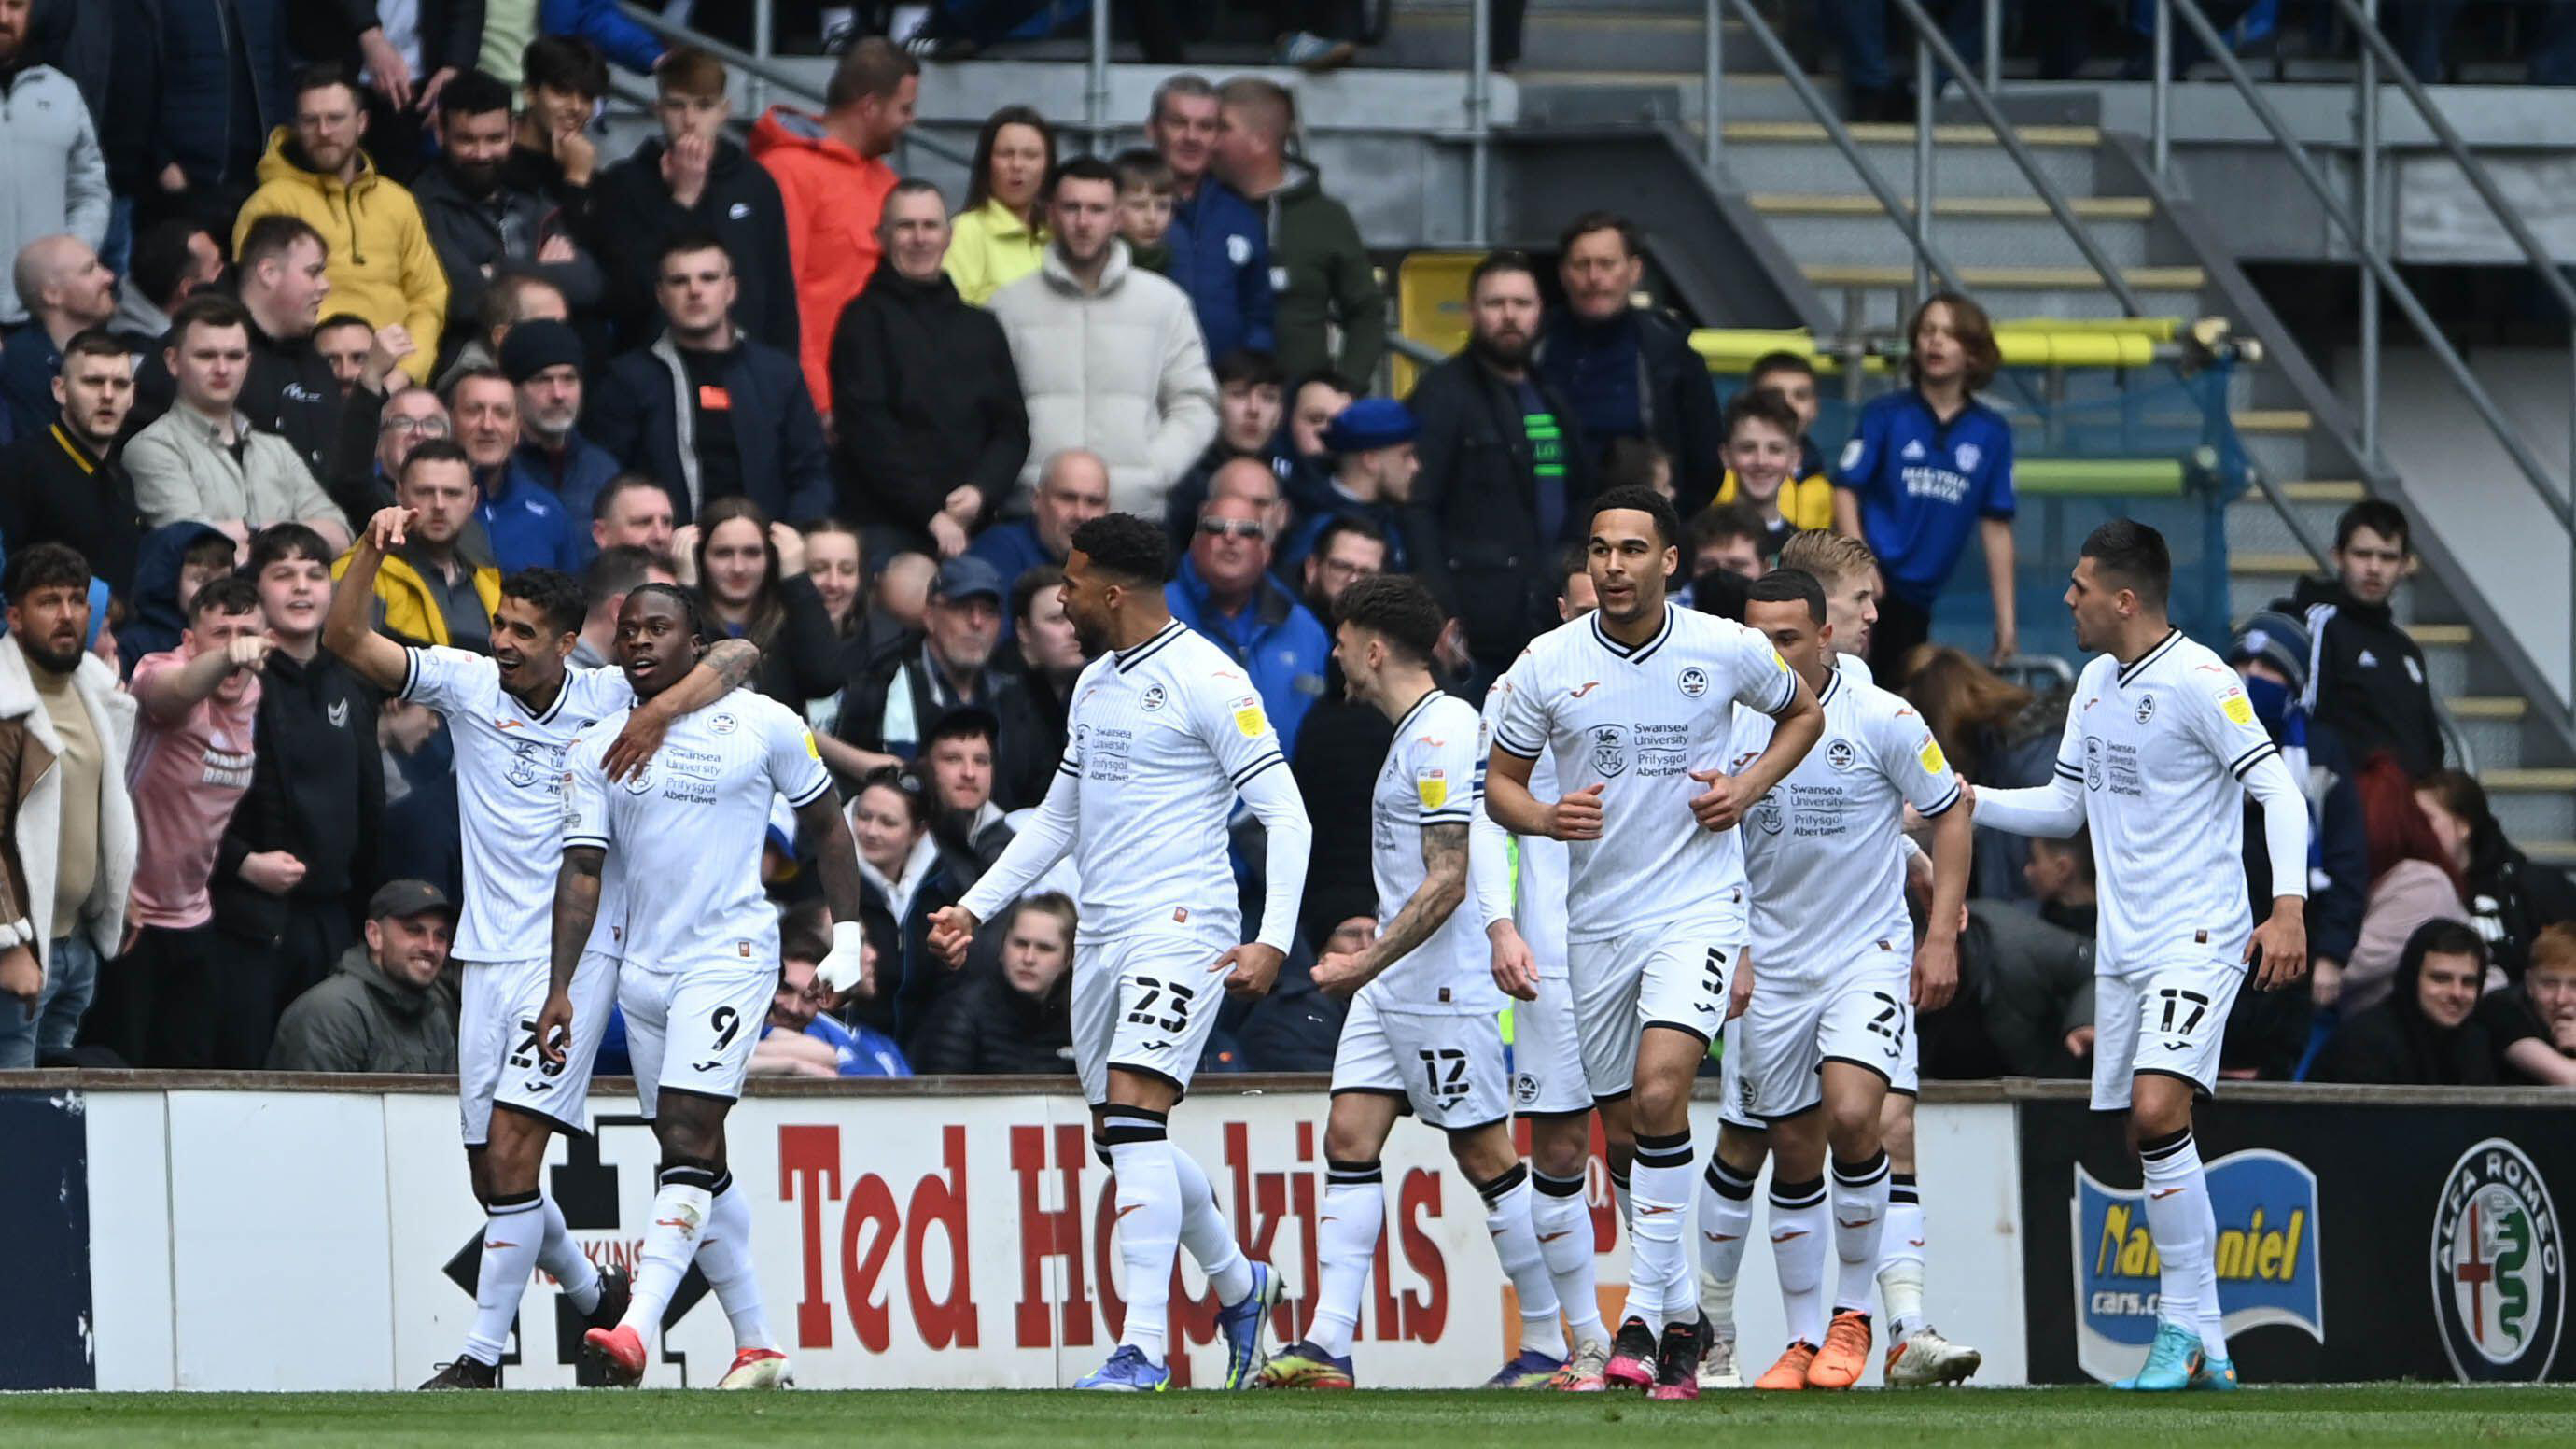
[126,650,259,930]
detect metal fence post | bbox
[1088,0,1113,153]
[2359,0,2380,463]
[2151,0,2171,177]
[749,0,774,119]
[1469,0,1492,245]
[1704,0,1725,171]
[1983,0,2002,94]
[1915,35,1935,302]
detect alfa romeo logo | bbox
[2431,1137,2564,1381]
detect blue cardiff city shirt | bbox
[1831,389,2016,609]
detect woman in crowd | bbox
[2415,768,2576,983]
[907,893,1077,1076]
[799,518,870,732]
[1833,291,2019,676]
[847,767,962,1048]
[945,106,1055,306]
[692,498,847,706]
[2336,753,2472,1015]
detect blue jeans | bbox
[0,934,101,1069]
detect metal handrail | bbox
[2165,1,2569,532]
[1885,0,2144,317]
[611,2,973,169]
[1716,0,1968,298]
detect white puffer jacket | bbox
[990,239,1217,517]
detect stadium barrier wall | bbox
[0,1076,2027,1391]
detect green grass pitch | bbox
[7,1386,2574,1448]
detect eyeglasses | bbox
[1197,517,1267,541]
[382,415,450,438]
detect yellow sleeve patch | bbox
[2221,693,2256,726]
[1417,770,1449,809]
[1918,738,1948,776]
[1231,695,1269,739]
[803,729,821,759]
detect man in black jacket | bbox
[213,522,383,1035]
[1536,211,1723,515]
[588,44,797,353]
[829,179,1029,556]
[833,556,1013,774]
[1404,249,1593,680]
[0,330,145,600]
[2281,499,2445,778]
[411,69,607,355]
[583,231,833,526]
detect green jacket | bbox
[267,943,458,1074]
[1257,163,1385,387]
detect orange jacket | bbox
[749,106,896,417]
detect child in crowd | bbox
[1112,148,1178,278]
[1715,388,1827,556]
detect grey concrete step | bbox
[2485,770,2576,845]
[2223,481,2361,565]
[1806,266,2205,329]
[1750,194,2157,269]
[1711,122,2103,195]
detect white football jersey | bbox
[1365,690,1499,1015]
[1477,665,1568,975]
[1491,603,1800,944]
[2053,630,2281,970]
[1731,665,1962,978]
[403,649,635,963]
[977,620,1297,946]
[561,688,832,972]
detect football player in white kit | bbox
[1968,520,2310,1392]
[543,584,874,1388]
[1257,574,1569,1390]
[1694,530,1987,1389]
[1476,548,1616,1390]
[1485,486,1824,1400]
[1725,569,1970,1392]
[322,494,763,1390]
[927,513,1310,1392]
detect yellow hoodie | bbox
[233,128,448,382]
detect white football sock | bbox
[1103,1108,1183,1365]
[2137,1127,2209,1332]
[1620,1130,1694,1331]
[1878,1172,1927,1343]
[1697,1156,1757,1342]
[699,1173,777,1353]
[1477,1163,1565,1360]
[1610,1163,1633,1233]
[1170,1143,1255,1306]
[2196,1185,2230,1359]
[1309,1161,1384,1358]
[538,1193,603,1315]
[1768,1175,1829,1347]
[462,1189,546,1366]
[622,1165,715,1336]
[1532,1169,1605,1345]
[1829,1150,1892,1315]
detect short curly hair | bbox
[1071,513,1170,585]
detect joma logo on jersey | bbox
[2072,1150,2323,1384]
[2431,1137,2565,1381]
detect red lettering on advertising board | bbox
[841,1170,901,1351]
[1011,1123,1093,1348]
[906,1125,977,1348]
[1396,1169,1448,1340]
[780,1125,841,1348]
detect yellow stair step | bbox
[2410,623,2472,648]
[2480,767,2576,792]
[2280,480,2366,503]
[2448,696,2528,721]
[2229,552,2315,576]
[1800,263,2205,289]
[2231,409,2313,435]
[2526,840,2576,865]
[1726,120,2102,147]
[1749,193,2156,219]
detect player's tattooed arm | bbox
[536,845,605,1064]
[795,791,868,929]
[603,639,765,781]
[1314,822,1470,996]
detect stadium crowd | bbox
[0,0,2568,1096]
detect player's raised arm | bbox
[1965,694,2087,838]
[945,730,1087,965]
[321,505,414,693]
